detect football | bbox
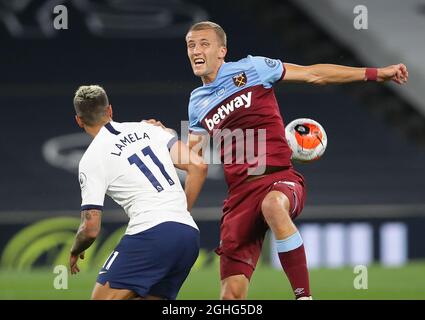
[285,118,327,162]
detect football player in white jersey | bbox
[69,85,207,300]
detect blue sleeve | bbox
[249,55,285,88]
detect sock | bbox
[276,231,311,299]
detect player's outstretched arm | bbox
[188,133,209,157]
[69,209,102,274]
[282,62,408,85]
[170,140,208,212]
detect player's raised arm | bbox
[282,62,408,85]
[170,140,208,212]
[143,118,209,156]
[188,132,209,157]
[69,209,102,274]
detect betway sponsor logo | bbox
[204,92,252,130]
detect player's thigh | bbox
[219,254,252,300]
[149,227,200,300]
[91,281,138,300]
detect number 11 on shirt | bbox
[128,146,175,192]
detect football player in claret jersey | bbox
[184,21,408,300]
[69,85,207,300]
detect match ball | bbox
[285,118,327,162]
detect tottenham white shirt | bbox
[78,121,198,235]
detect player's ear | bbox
[107,104,113,119]
[219,46,227,60]
[75,115,84,128]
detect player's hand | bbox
[143,119,166,129]
[377,63,408,84]
[69,252,85,275]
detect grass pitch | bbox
[0,262,424,300]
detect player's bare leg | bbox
[91,282,137,300]
[262,191,297,238]
[220,274,249,300]
[91,281,162,300]
[261,191,311,299]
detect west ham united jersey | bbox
[78,121,198,235]
[188,55,293,189]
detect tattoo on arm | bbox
[70,209,101,256]
[81,209,96,221]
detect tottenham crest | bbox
[232,72,247,87]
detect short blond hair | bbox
[187,21,227,47]
[73,85,109,126]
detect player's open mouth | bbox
[194,58,205,66]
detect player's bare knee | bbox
[221,285,246,300]
[221,291,245,300]
[220,276,248,300]
[261,192,290,221]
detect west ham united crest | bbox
[232,72,247,87]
